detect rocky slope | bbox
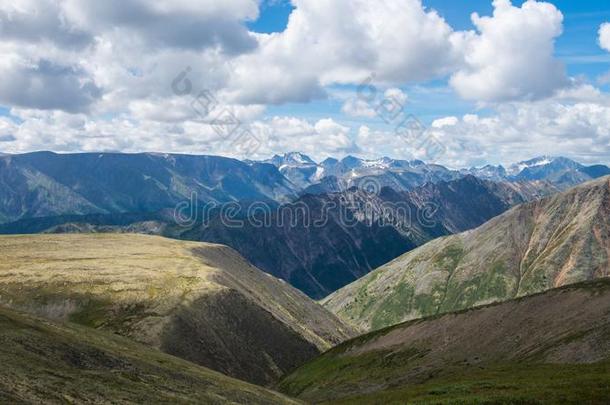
[281,280,610,403]
[0,234,355,385]
[324,176,610,331]
[0,305,299,404]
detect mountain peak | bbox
[507,156,556,175]
[521,155,557,164]
[341,155,362,164]
[337,156,399,170]
[268,152,316,167]
[321,157,339,166]
[285,152,316,164]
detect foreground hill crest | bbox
[0,233,355,385]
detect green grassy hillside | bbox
[0,233,355,385]
[0,305,300,404]
[280,280,610,404]
[324,176,610,331]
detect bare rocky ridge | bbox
[280,280,610,403]
[324,176,610,331]
[0,234,355,385]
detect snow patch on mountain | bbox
[507,156,556,176]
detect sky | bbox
[0,0,609,168]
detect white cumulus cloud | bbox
[226,0,465,105]
[341,88,408,118]
[600,23,610,52]
[450,0,568,102]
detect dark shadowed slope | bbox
[324,176,610,330]
[0,234,355,386]
[281,280,610,404]
[0,305,300,404]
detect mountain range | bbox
[0,151,297,224]
[464,155,610,189]
[1,151,608,225]
[266,152,610,194]
[0,169,609,402]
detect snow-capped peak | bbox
[284,152,315,165]
[507,156,557,176]
[266,152,316,168]
[361,157,393,169]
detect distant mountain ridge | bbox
[463,155,610,189]
[266,153,462,194]
[267,152,610,194]
[0,151,297,224]
[0,151,608,224]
